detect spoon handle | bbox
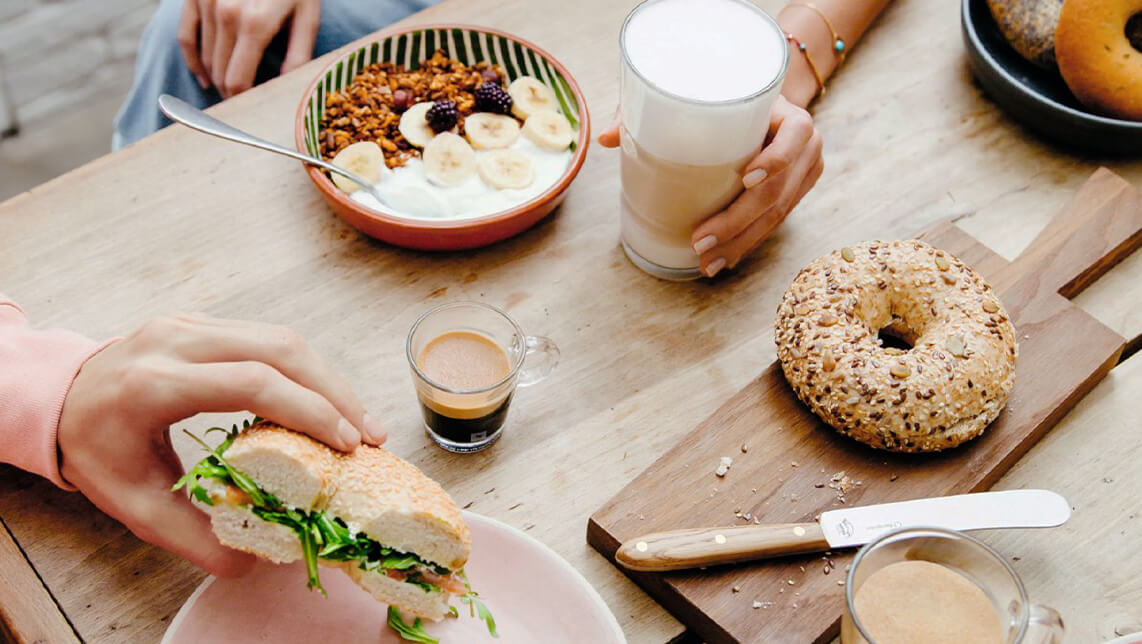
[158,94,376,192]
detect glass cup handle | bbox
[1023,605,1064,644]
[517,335,559,388]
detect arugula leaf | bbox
[190,485,214,506]
[404,579,440,594]
[459,592,498,638]
[387,607,439,644]
[382,554,421,571]
[299,519,324,595]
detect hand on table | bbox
[56,313,385,576]
[598,96,824,277]
[178,0,321,97]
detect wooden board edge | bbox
[0,517,81,644]
[587,517,737,644]
[975,337,1125,492]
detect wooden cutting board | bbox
[588,168,1142,644]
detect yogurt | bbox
[350,137,572,220]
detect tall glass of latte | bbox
[619,0,788,280]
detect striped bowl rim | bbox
[294,24,591,231]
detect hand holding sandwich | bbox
[56,313,386,577]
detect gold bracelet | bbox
[789,2,847,63]
[785,32,826,97]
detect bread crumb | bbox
[716,456,733,477]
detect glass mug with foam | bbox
[406,302,558,453]
[842,527,1065,644]
[619,0,789,280]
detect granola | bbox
[319,50,505,169]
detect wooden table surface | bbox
[1,0,1140,642]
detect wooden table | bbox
[1,0,1140,642]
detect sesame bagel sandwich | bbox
[174,419,494,635]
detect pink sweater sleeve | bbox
[0,296,115,490]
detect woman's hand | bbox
[56,313,385,577]
[178,0,321,96]
[598,96,823,277]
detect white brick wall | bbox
[0,0,158,130]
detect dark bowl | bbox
[961,0,1142,155]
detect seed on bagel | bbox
[890,362,911,378]
[822,351,836,371]
[982,300,999,313]
[935,255,950,271]
[841,247,855,262]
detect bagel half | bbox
[175,421,471,621]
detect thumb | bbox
[130,485,257,577]
[597,109,620,148]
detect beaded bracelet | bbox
[785,32,826,97]
[790,2,847,63]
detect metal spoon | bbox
[157,94,385,202]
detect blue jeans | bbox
[113,0,437,149]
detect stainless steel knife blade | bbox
[818,489,1071,548]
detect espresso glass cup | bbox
[618,0,788,280]
[842,527,1064,644]
[406,302,558,453]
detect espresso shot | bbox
[416,330,515,449]
[406,302,559,453]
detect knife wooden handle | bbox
[615,523,829,572]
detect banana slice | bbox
[422,132,476,186]
[521,112,574,151]
[329,141,384,193]
[465,113,521,150]
[508,77,559,119]
[398,102,436,148]
[478,149,534,190]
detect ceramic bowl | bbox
[296,25,590,250]
[961,0,1142,155]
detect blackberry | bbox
[474,82,513,115]
[426,100,459,132]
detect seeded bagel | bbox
[985,0,1063,69]
[774,240,1017,452]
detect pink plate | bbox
[161,512,625,643]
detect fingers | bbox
[177,0,210,89]
[161,316,385,445]
[210,0,241,96]
[224,16,279,96]
[695,128,823,276]
[127,486,257,577]
[281,0,321,74]
[150,360,363,452]
[197,0,216,80]
[691,108,816,261]
[597,111,620,148]
[738,98,815,191]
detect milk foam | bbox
[620,0,788,166]
[624,0,786,102]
